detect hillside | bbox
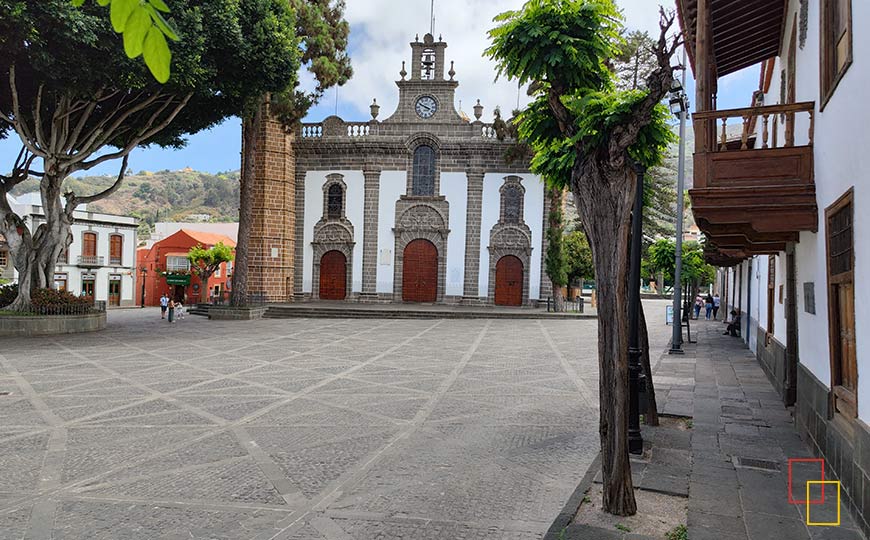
[12,169,240,234]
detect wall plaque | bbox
[803,282,816,314]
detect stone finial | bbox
[415,34,419,42]
[448,61,455,81]
[473,99,483,120]
[370,98,380,120]
[400,61,407,80]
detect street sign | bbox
[666,305,674,326]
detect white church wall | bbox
[525,176,545,300]
[479,173,545,300]
[302,170,365,293]
[376,171,406,294]
[478,174,501,297]
[440,172,467,296]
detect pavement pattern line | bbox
[0,304,674,539]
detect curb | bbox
[544,453,602,540]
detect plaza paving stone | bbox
[0,304,673,539]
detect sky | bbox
[0,0,760,177]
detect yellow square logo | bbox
[806,480,840,526]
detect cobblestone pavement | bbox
[0,303,671,539]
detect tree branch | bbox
[7,65,46,158]
[608,8,683,168]
[72,91,160,162]
[65,154,129,210]
[74,93,191,173]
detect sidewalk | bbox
[662,322,864,539]
[550,321,865,539]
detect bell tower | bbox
[382,33,463,124]
[410,33,447,81]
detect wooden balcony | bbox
[689,102,818,258]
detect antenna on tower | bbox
[430,0,435,36]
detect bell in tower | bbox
[410,33,447,81]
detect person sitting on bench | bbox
[723,309,740,337]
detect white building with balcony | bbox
[7,195,139,306]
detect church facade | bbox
[247,34,551,306]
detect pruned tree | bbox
[546,186,568,311]
[486,0,680,515]
[188,242,234,285]
[231,0,353,307]
[0,0,299,310]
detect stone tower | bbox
[246,97,295,302]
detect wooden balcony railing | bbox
[693,101,815,153]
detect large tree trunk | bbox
[639,301,659,426]
[231,97,264,307]
[572,158,637,516]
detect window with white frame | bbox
[166,256,190,272]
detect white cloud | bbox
[310,0,673,123]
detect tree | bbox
[564,229,594,287]
[487,0,680,515]
[0,0,299,310]
[231,0,352,307]
[546,186,568,311]
[72,0,181,83]
[188,242,234,284]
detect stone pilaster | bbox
[360,169,381,299]
[248,100,295,303]
[462,169,485,299]
[293,168,306,300]
[539,189,553,301]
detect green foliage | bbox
[13,169,242,223]
[188,241,234,281]
[31,288,94,308]
[0,283,18,307]
[545,195,568,288]
[71,0,180,83]
[2,286,96,312]
[489,0,675,185]
[268,0,353,126]
[1,0,301,148]
[646,238,715,287]
[486,0,621,91]
[665,524,688,540]
[564,91,676,169]
[564,230,594,284]
[615,524,631,532]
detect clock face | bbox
[415,96,437,119]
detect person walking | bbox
[705,293,714,320]
[693,295,703,319]
[177,301,185,320]
[159,293,169,319]
[713,293,721,320]
[167,299,176,323]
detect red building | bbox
[136,229,236,306]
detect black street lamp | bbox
[140,266,147,308]
[628,161,646,455]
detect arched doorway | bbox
[495,255,523,306]
[402,239,437,302]
[319,250,347,300]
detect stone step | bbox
[263,306,593,320]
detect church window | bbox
[327,183,343,219]
[502,185,523,223]
[412,145,436,196]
